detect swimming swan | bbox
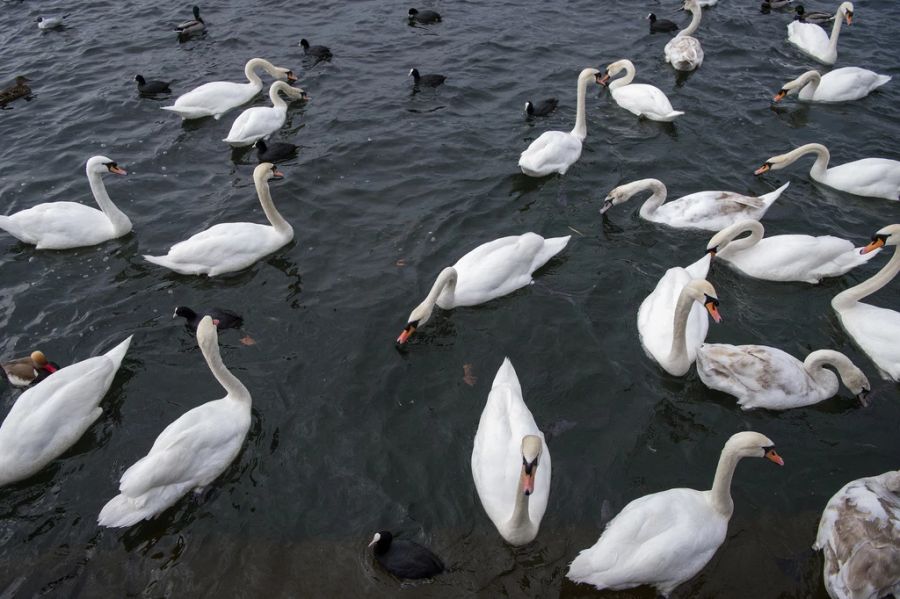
[787,1,853,65]
[773,68,890,103]
[665,0,704,72]
[223,82,308,147]
[598,59,684,122]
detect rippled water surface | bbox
[1,0,898,597]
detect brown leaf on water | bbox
[240,335,257,346]
[395,259,406,267]
[463,363,477,386]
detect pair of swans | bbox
[0,336,132,486]
[638,253,721,376]
[787,2,853,65]
[774,68,890,103]
[472,358,550,545]
[518,67,599,177]
[568,431,783,596]
[601,178,791,231]
[99,316,250,527]
[756,143,900,201]
[665,0,704,72]
[599,59,683,122]
[162,58,297,120]
[0,156,131,250]
[397,233,570,343]
[223,82,309,147]
[144,163,293,276]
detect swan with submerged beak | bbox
[773,68,890,104]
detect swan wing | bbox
[649,191,769,231]
[518,131,582,176]
[816,68,892,102]
[822,159,900,201]
[4,202,117,249]
[163,81,258,119]
[834,303,900,381]
[665,36,704,71]
[787,21,832,62]
[612,84,681,120]
[224,106,285,145]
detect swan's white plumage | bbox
[787,3,852,66]
[223,82,306,147]
[471,358,550,545]
[779,68,890,103]
[665,0,704,71]
[0,336,132,486]
[602,59,683,122]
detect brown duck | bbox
[0,76,32,106]
[1,351,59,387]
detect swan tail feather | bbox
[663,110,685,121]
[875,74,892,88]
[103,335,133,370]
[98,483,193,528]
[759,181,790,206]
[533,235,571,270]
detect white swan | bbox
[471,358,551,546]
[755,143,900,201]
[397,233,570,343]
[814,470,900,599]
[144,163,292,276]
[601,178,790,232]
[787,2,853,65]
[773,68,890,103]
[598,59,684,122]
[0,335,132,487]
[161,58,297,120]
[223,82,308,147]
[518,67,600,177]
[696,345,870,410]
[706,220,879,283]
[665,0,704,72]
[832,224,900,381]
[638,254,721,376]
[0,156,130,250]
[98,317,250,527]
[567,431,784,597]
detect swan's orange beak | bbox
[773,89,787,102]
[754,163,771,175]
[845,12,852,25]
[522,468,536,496]
[396,324,416,344]
[861,236,886,254]
[110,166,126,175]
[706,247,718,258]
[597,73,611,86]
[286,70,298,82]
[272,169,284,179]
[705,300,722,323]
[765,448,784,466]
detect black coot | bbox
[408,68,446,88]
[368,531,444,579]
[174,306,243,330]
[299,38,332,61]
[525,98,558,117]
[408,8,441,24]
[134,75,172,95]
[647,13,678,33]
[255,139,298,163]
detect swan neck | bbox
[255,177,291,234]
[506,473,534,534]
[801,71,821,96]
[426,267,458,305]
[269,85,288,110]
[202,337,250,403]
[571,71,591,141]
[679,4,702,37]
[782,144,830,179]
[637,180,668,218]
[610,63,636,90]
[87,170,130,234]
[827,10,844,51]
[727,221,764,252]
[709,448,738,517]
[244,59,267,87]
[803,350,854,386]
[833,244,900,307]
[667,286,695,375]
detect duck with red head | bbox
[1,351,60,388]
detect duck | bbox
[0,155,131,250]
[524,98,558,117]
[134,74,172,95]
[397,233,570,344]
[832,224,900,381]
[598,59,684,122]
[638,254,722,376]
[254,139,298,163]
[794,4,836,24]
[0,76,31,106]
[697,346,870,410]
[98,317,250,527]
[787,1,852,65]
[408,8,441,24]
[408,68,445,88]
[144,163,292,277]
[174,306,243,331]
[518,67,599,177]
[1,351,60,388]
[0,336,132,487]
[36,15,67,30]
[567,431,784,597]
[665,0,704,72]
[175,5,205,39]
[814,470,900,599]
[705,220,879,283]
[647,13,678,33]
[773,68,890,103]
[368,531,445,579]
[161,57,297,120]
[471,358,551,546]
[600,178,790,232]
[223,81,308,147]
[298,38,332,62]
[755,143,900,201]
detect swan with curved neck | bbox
[0,155,130,250]
[517,67,600,177]
[601,178,790,231]
[471,358,550,546]
[697,344,870,410]
[98,317,251,527]
[773,68,890,103]
[831,224,900,380]
[568,431,783,596]
[705,219,879,283]
[598,59,684,122]
[397,232,570,343]
[755,143,900,201]
[638,255,722,376]
[144,163,293,276]
[665,0,704,71]
[223,81,309,146]
[787,2,853,65]
[162,58,298,120]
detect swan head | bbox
[844,367,871,406]
[520,435,543,496]
[86,155,126,176]
[600,179,663,214]
[773,71,820,102]
[597,60,631,86]
[30,351,48,366]
[861,224,900,255]
[397,302,432,345]
[684,279,722,323]
[724,431,784,465]
[254,162,284,184]
[839,1,853,24]
[706,220,763,256]
[258,59,298,83]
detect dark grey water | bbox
[1,0,898,597]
